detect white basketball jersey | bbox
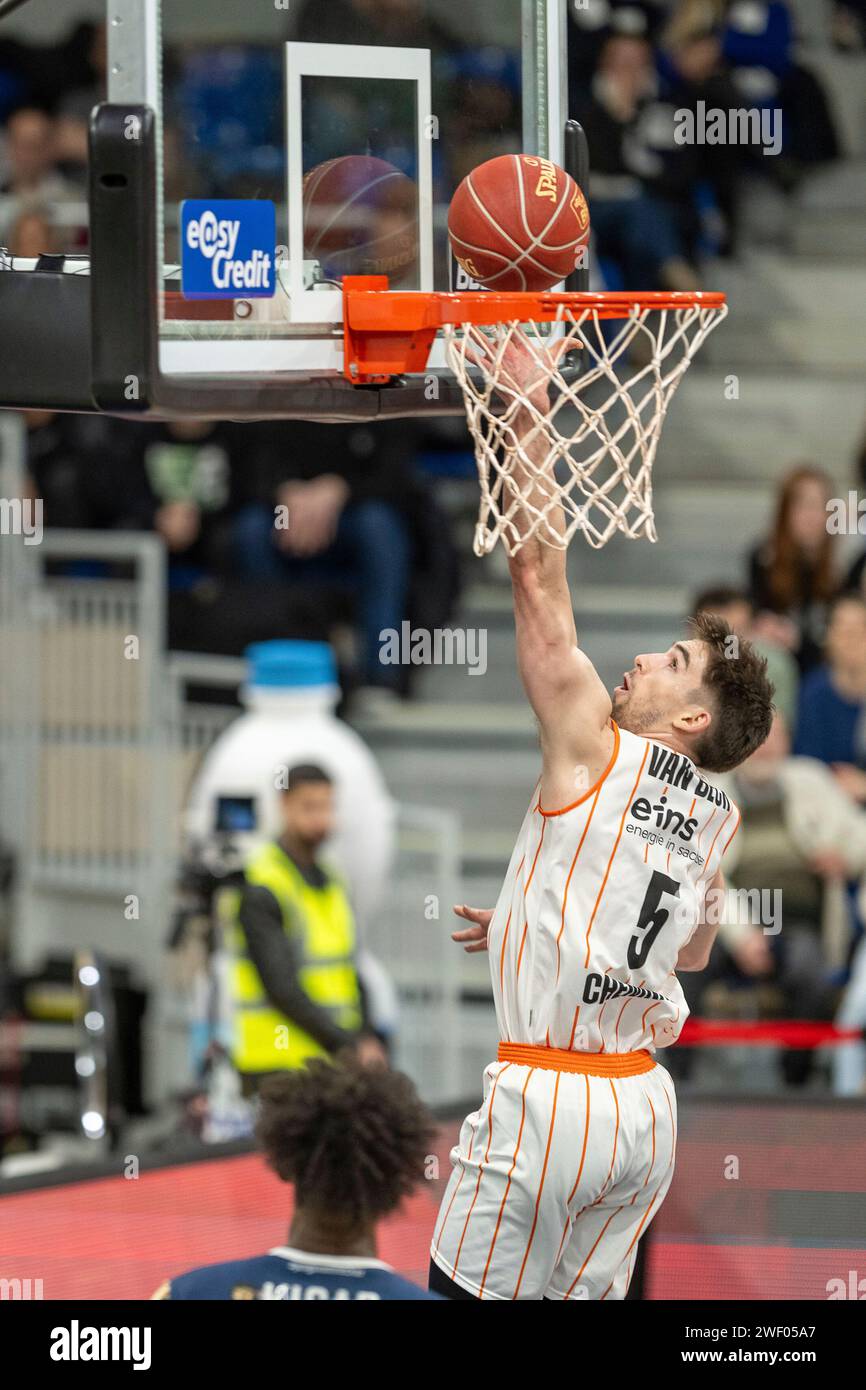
[488,722,740,1053]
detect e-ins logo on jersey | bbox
[631,793,698,844]
[181,199,275,299]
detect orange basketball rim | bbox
[341,275,728,556]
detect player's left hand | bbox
[463,331,572,416]
[452,904,493,953]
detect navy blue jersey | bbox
[155,1247,441,1301]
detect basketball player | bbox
[429,336,774,1300]
[155,1060,441,1300]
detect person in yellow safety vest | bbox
[229,763,386,1087]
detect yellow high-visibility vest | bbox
[226,842,362,1073]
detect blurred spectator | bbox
[657,13,744,255]
[6,204,60,257]
[678,711,866,1085]
[0,41,28,124]
[85,419,249,584]
[572,31,701,291]
[0,108,74,243]
[794,595,866,807]
[53,23,107,179]
[26,414,246,565]
[232,422,429,701]
[0,21,101,118]
[570,1,669,89]
[721,0,839,179]
[747,465,841,675]
[845,428,866,593]
[23,411,96,528]
[569,0,840,284]
[293,0,457,52]
[832,0,866,50]
[692,583,798,727]
[445,48,522,186]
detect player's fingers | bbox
[550,332,581,367]
[451,926,485,943]
[453,903,492,925]
[462,335,495,373]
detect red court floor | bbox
[3,1100,864,1299]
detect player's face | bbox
[612,639,710,734]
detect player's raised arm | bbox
[492,337,614,803]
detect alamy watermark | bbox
[1,1276,44,1299]
[674,102,782,157]
[826,492,866,536]
[379,622,488,676]
[0,497,42,545]
[680,886,782,934]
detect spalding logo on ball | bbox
[448,154,590,292]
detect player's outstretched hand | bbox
[452,904,493,953]
[462,326,574,416]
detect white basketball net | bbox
[445,300,727,554]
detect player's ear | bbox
[672,705,711,736]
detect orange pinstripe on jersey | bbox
[600,1079,620,1196]
[583,739,650,968]
[439,1062,510,1264]
[554,772,607,986]
[512,1072,561,1298]
[567,1073,592,1204]
[516,822,546,983]
[702,806,735,883]
[478,1066,533,1294]
[637,1091,656,1198]
[564,1206,624,1298]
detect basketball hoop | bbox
[343,278,727,553]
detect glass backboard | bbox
[107,0,567,381]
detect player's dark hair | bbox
[283,763,332,794]
[688,612,774,773]
[256,1060,435,1227]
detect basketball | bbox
[302,154,418,286]
[448,153,590,291]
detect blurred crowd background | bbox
[1,0,866,1113]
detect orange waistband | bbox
[497,1042,656,1077]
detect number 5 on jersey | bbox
[627,870,680,969]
